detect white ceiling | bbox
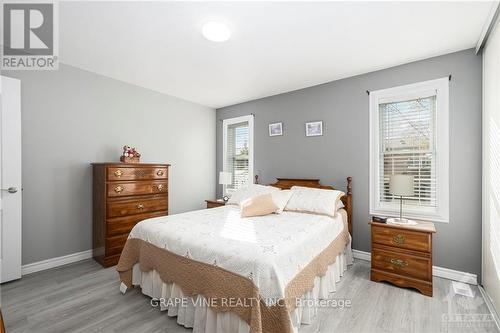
[60,1,493,108]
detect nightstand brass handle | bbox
[390,258,408,268]
[156,184,164,191]
[137,203,144,209]
[393,234,405,245]
[114,185,124,193]
[114,170,123,177]
[156,170,164,176]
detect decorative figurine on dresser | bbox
[92,146,170,267]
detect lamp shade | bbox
[219,171,232,185]
[389,175,414,196]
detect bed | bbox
[117,177,353,333]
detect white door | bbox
[0,76,22,283]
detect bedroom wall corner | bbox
[3,64,216,266]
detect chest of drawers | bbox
[370,220,436,296]
[92,163,170,267]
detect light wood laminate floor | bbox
[1,259,497,333]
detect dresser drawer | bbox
[372,247,432,281]
[371,224,431,253]
[107,196,167,218]
[107,211,166,237]
[107,181,167,197]
[106,234,129,256]
[107,166,168,181]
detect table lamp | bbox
[219,171,232,202]
[387,174,414,224]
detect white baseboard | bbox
[353,249,478,285]
[352,249,371,261]
[479,285,500,331]
[21,249,93,275]
[352,249,372,261]
[432,265,478,285]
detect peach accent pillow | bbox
[240,193,279,218]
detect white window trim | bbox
[222,115,254,195]
[369,77,450,223]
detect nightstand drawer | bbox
[372,224,431,253]
[372,247,432,281]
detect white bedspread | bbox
[129,205,347,302]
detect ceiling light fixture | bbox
[202,21,231,42]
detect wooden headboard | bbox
[255,176,353,237]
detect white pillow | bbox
[285,186,345,217]
[337,199,345,211]
[271,190,293,214]
[227,184,281,206]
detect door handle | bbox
[2,187,18,193]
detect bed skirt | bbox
[128,240,353,333]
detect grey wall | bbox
[4,64,216,265]
[217,49,482,277]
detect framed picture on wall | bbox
[305,121,323,137]
[269,122,283,136]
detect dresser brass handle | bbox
[390,258,408,268]
[393,234,405,245]
[114,170,123,177]
[156,184,164,191]
[157,170,164,176]
[137,203,144,209]
[114,185,124,193]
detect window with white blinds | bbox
[223,115,254,194]
[380,96,437,207]
[370,78,449,222]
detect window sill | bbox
[370,208,449,224]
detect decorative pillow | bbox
[227,184,281,206]
[271,190,293,214]
[285,186,345,217]
[240,194,279,218]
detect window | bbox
[369,78,449,222]
[223,115,254,195]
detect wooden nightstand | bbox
[205,199,226,209]
[370,220,436,296]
